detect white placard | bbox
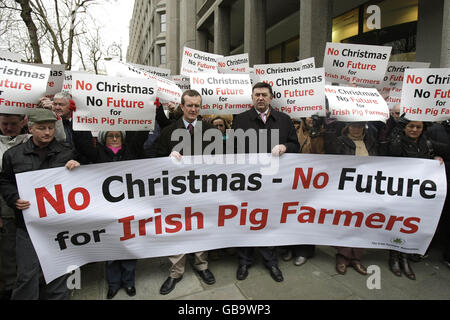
[252,58,315,84]
[16,153,446,283]
[190,73,253,115]
[218,53,250,74]
[0,60,50,114]
[71,73,157,131]
[400,68,450,121]
[32,64,66,96]
[171,75,190,91]
[324,42,391,88]
[105,60,182,108]
[380,61,430,109]
[262,68,326,118]
[325,85,390,122]
[180,47,223,76]
[129,63,171,79]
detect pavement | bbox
[68,243,450,301]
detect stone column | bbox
[214,5,231,55]
[244,0,266,66]
[166,0,180,74]
[299,0,332,67]
[416,0,449,67]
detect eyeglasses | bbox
[106,134,122,139]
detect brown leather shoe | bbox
[336,262,347,275]
[351,260,367,275]
[389,251,402,277]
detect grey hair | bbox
[53,91,72,102]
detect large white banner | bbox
[324,42,391,87]
[325,85,390,122]
[0,60,50,114]
[190,73,253,115]
[400,68,450,121]
[71,73,157,131]
[16,154,446,283]
[0,50,22,63]
[260,68,326,118]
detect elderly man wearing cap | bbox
[0,108,80,300]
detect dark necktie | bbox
[188,123,194,134]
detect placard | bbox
[325,85,390,122]
[262,68,326,118]
[380,61,430,109]
[190,73,253,115]
[218,53,250,74]
[71,73,157,131]
[324,42,391,87]
[0,60,50,114]
[180,47,223,76]
[400,68,450,121]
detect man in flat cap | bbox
[0,108,80,300]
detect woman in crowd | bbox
[73,129,148,298]
[387,117,447,280]
[326,121,379,275]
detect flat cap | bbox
[28,108,57,123]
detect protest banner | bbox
[400,68,450,121]
[129,62,171,79]
[16,153,446,283]
[0,60,50,114]
[0,50,22,63]
[325,85,390,122]
[380,62,430,109]
[171,75,190,91]
[324,42,391,87]
[190,73,253,114]
[105,60,182,108]
[261,68,326,118]
[218,53,250,74]
[71,73,157,131]
[252,58,315,84]
[180,47,223,76]
[33,64,66,96]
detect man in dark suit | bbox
[156,89,217,295]
[231,82,300,282]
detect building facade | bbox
[126,0,450,75]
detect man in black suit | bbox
[231,82,300,282]
[156,89,217,295]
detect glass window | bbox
[332,8,359,43]
[160,45,166,65]
[160,13,166,33]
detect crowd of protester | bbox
[0,82,449,300]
